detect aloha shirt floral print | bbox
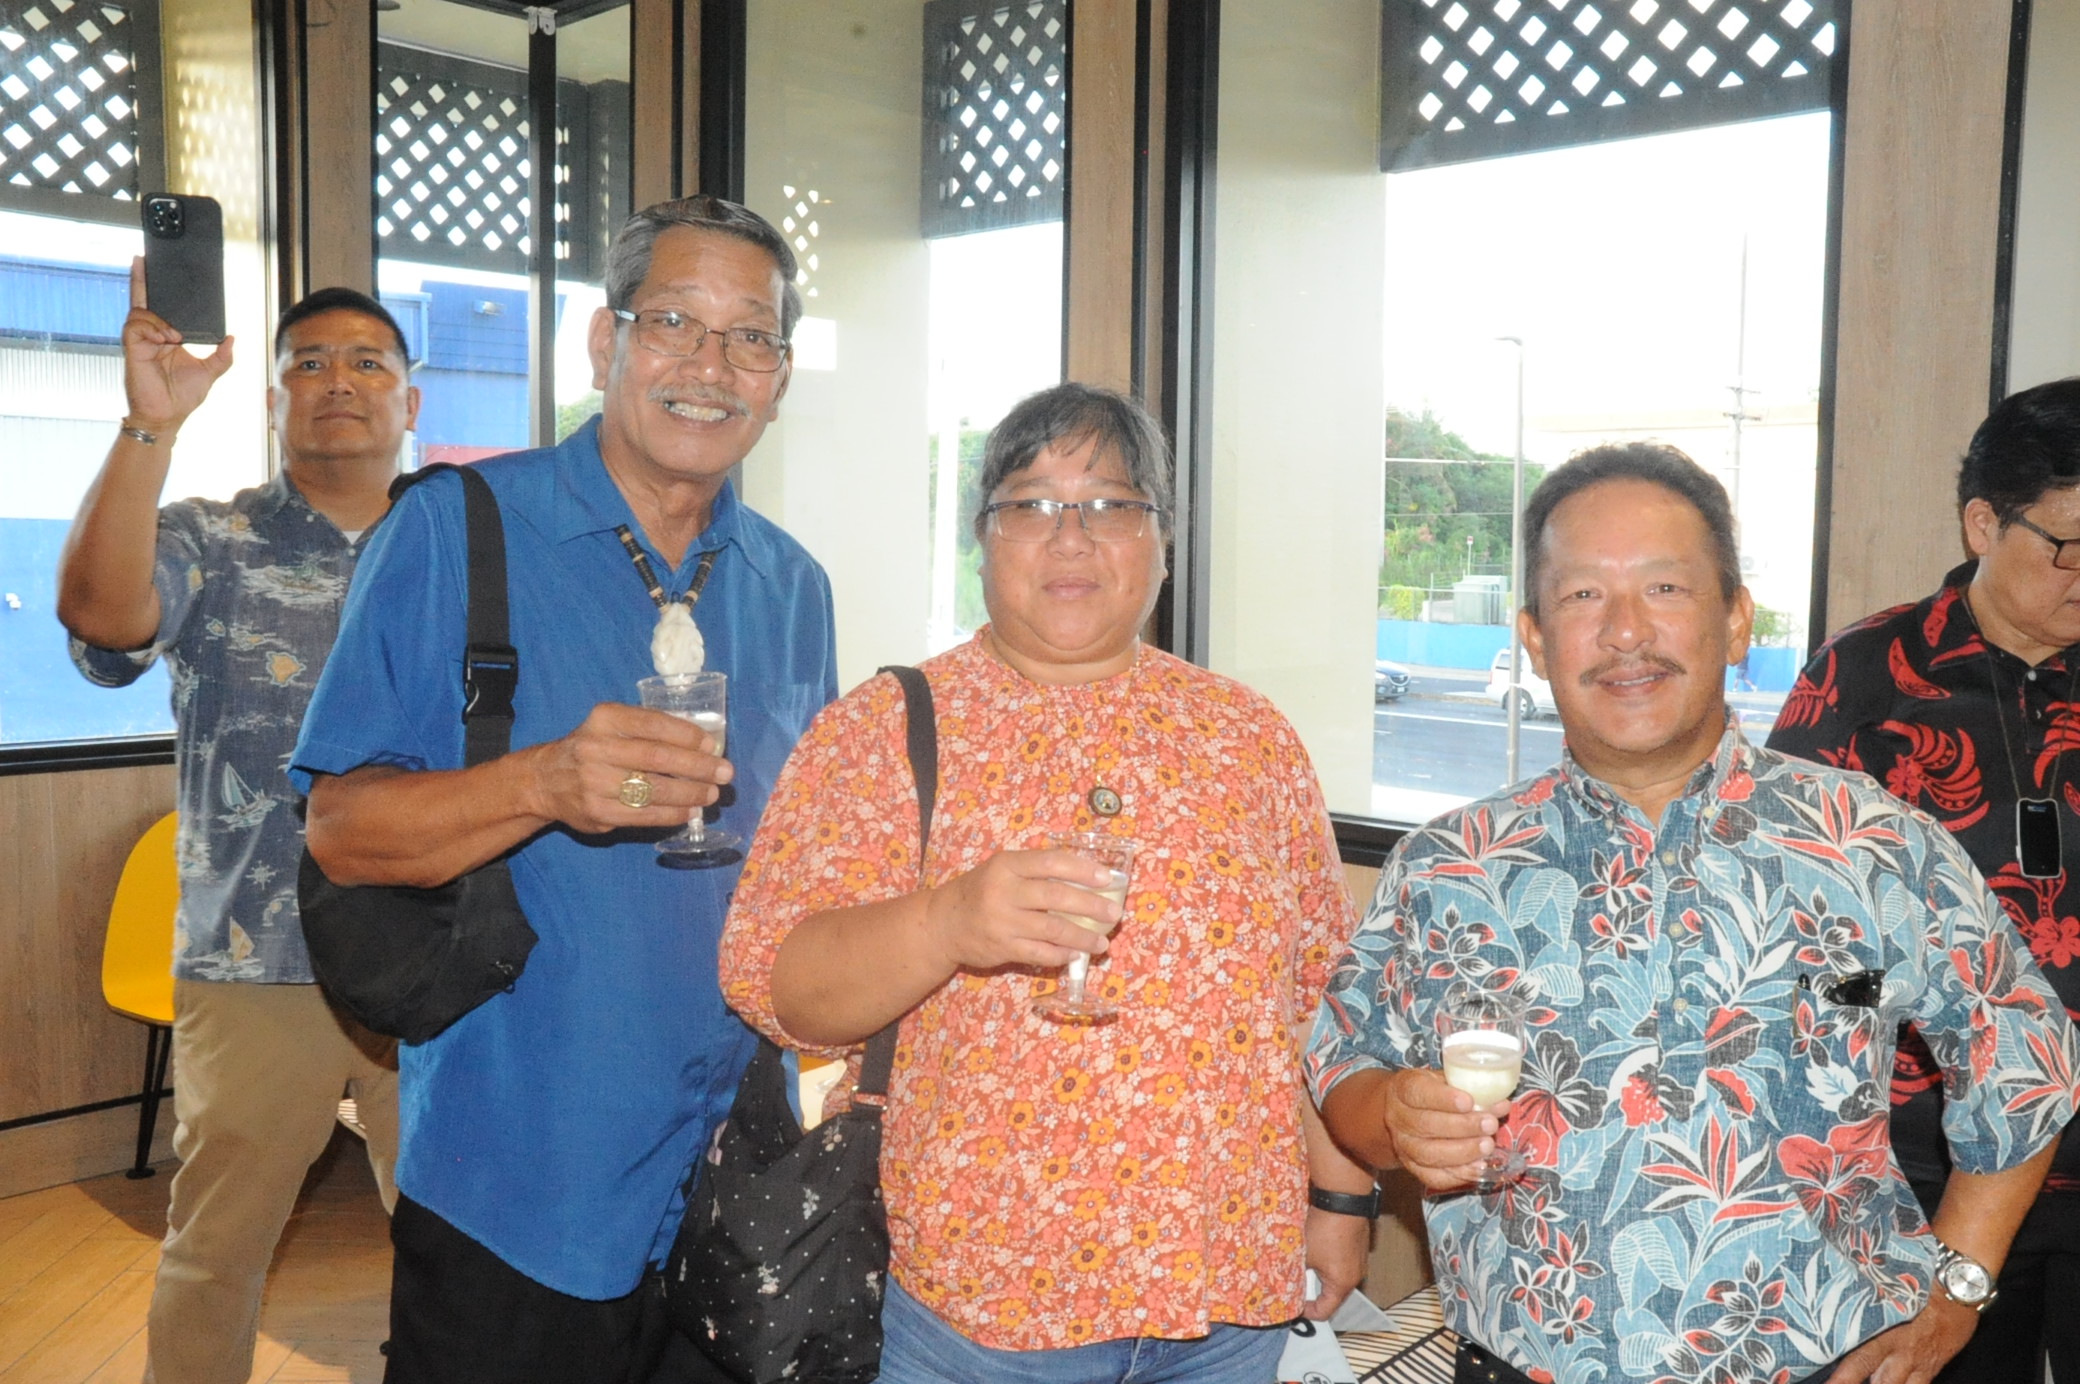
[1306,719,2080,1384]
[71,472,360,983]
[1768,559,2080,1201]
[721,634,1356,1351]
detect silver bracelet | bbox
[120,425,161,446]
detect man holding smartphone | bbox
[1769,379,2080,1382]
[56,267,419,1384]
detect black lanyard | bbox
[614,525,718,612]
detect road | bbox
[1374,676,1565,804]
[1372,673,1786,813]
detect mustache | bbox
[650,385,751,417]
[1580,653,1686,686]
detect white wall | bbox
[2008,0,2080,392]
[1207,0,1387,814]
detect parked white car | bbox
[1485,649,1557,718]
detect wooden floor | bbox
[0,1129,390,1384]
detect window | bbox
[739,0,1066,688]
[373,0,630,464]
[1191,0,1840,827]
[0,0,265,751]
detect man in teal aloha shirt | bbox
[1309,443,2079,1384]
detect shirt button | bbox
[1673,997,1690,1012]
[1660,851,1678,865]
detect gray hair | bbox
[971,383,1175,542]
[602,196,803,337]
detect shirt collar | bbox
[249,468,300,521]
[552,415,767,578]
[1559,711,1751,820]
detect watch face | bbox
[1939,1257,1993,1303]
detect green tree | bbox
[1380,409,1543,605]
[931,423,991,631]
[555,391,603,443]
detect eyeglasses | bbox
[2009,514,2080,569]
[609,309,790,372]
[983,498,1163,543]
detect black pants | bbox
[1454,1337,1835,1384]
[1917,1188,2079,1384]
[384,1193,731,1384]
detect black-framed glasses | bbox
[609,308,790,372]
[2010,514,2080,570]
[983,498,1163,543]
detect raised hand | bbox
[123,256,233,432]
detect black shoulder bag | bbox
[664,665,935,1384]
[299,464,539,1045]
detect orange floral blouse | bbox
[719,635,1357,1351]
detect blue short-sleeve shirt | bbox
[290,419,837,1299]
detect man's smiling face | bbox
[588,225,792,491]
[1521,476,1752,789]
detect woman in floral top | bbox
[720,383,1372,1381]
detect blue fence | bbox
[1376,619,1801,692]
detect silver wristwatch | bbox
[1931,1242,1998,1311]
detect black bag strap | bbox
[858,665,935,1101]
[392,464,517,769]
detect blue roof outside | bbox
[0,257,128,345]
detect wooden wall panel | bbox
[630,0,680,210]
[1065,0,1138,391]
[680,0,702,198]
[298,0,375,293]
[0,1104,177,1201]
[0,765,175,1128]
[1138,0,1167,417]
[1826,2,2012,632]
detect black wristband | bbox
[1308,1183,1380,1218]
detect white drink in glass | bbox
[690,709,726,756]
[1051,877,1129,994]
[1035,832,1136,1024]
[1442,1029,1523,1108]
[635,671,739,864]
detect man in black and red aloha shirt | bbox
[1770,377,2080,1384]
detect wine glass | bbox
[636,671,740,868]
[1033,832,1135,1025]
[1437,982,1528,1190]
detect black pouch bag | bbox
[664,665,935,1384]
[299,464,538,1045]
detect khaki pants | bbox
[145,978,399,1384]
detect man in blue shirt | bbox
[292,197,836,1383]
[1309,444,2077,1384]
[58,274,419,1384]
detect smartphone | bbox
[2018,797,2062,878]
[140,192,226,343]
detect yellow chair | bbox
[103,811,178,1179]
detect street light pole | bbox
[1499,336,1525,784]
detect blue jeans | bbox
[878,1277,1289,1384]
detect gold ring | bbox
[618,772,653,808]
